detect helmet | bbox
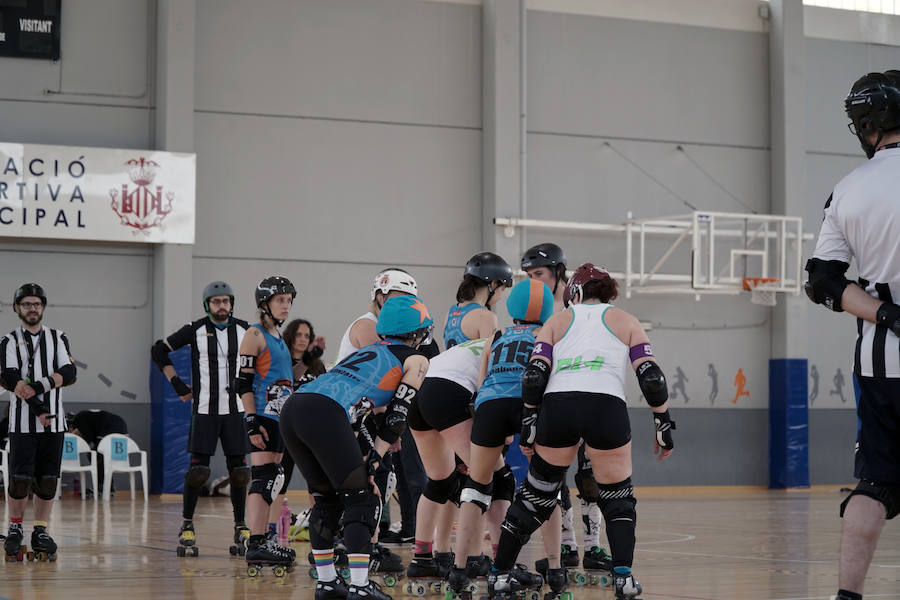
[506,279,554,324]
[464,252,514,287]
[371,268,418,301]
[845,71,900,158]
[564,263,612,308]
[255,276,296,309]
[521,243,567,271]
[376,295,434,338]
[14,283,46,306]
[203,281,235,314]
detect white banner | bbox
[0,142,195,244]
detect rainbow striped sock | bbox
[348,553,370,586]
[313,548,337,582]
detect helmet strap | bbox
[262,303,285,328]
[860,129,884,159]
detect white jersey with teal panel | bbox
[426,337,487,393]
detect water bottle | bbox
[278,498,291,546]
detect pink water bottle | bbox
[278,498,291,546]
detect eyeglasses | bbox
[18,302,43,310]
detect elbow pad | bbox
[58,363,77,386]
[636,361,668,407]
[804,258,851,312]
[522,359,551,407]
[379,383,417,445]
[151,339,173,369]
[234,370,255,396]
[0,368,22,391]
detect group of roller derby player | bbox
[172,242,675,600]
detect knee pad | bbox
[574,470,600,503]
[491,465,516,503]
[309,491,344,542]
[229,465,250,489]
[185,464,211,489]
[424,470,465,505]
[460,476,493,513]
[9,475,32,500]
[517,455,567,524]
[32,476,58,500]
[841,479,900,520]
[597,478,637,523]
[341,488,382,538]
[249,463,281,505]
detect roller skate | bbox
[613,567,643,600]
[535,558,584,588]
[175,521,198,557]
[246,537,294,578]
[542,567,572,600]
[4,524,26,562]
[265,528,296,561]
[316,575,350,600]
[405,557,446,596]
[485,568,542,600]
[466,554,492,578]
[371,542,405,587]
[443,565,477,600]
[510,564,544,599]
[582,546,613,586]
[27,526,57,562]
[559,544,578,568]
[435,551,455,577]
[229,523,250,556]
[309,546,351,580]
[348,579,394,600]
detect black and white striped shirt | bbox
[0,327,73,433]
[812,147,900,378]
[167,317,249,415]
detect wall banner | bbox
[0,142,195,244]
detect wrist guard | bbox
[653,410,676,450]
[520,405,539,448]
[876,302,900,337]
[365,449,383,478]
[170,375,191,396]
[245,413,261,437]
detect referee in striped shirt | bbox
[151,281,251,553]
[806,70,900,600]
[0,283,76,560]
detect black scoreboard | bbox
[0,0,61,60]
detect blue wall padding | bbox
[150,347,191,494]
[769,359,810,489]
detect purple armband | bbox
[531,342,553,362]
[629,343,654,362]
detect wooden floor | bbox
[2,487,899,600]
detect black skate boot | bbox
[510,563,544,591]
[543,567,571,600]
[446,565,477,599]
[613,567,643,600]
[265,528,296,561]
[559,545,579,568]
[4,523,25,562]
[177,521,198,557]
[371,543,404,587]
[29,526,57,562]
[582,546,613,586]
[435,551,455,577]
[347,579,393,600]
[246,537,293,578]
[316,576,350,600]
[487,570,525,600]
[534,558,549,581]
[230,523,250,556]
[406,557,443,596]
[465,554,492,578]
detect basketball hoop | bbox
[743,277,779,306]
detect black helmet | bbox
[203,281,235,318]
[521,243,567,270]
[14,283,46,306]
[845,71,900,159]
[464,252,513,287]
[255,276,296,326]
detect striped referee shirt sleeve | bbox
[55,332,76,385]
[166,323,194,351]
[812,194,853,264]
[0,334,22,391]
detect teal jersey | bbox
[474,324,539,408]
[444,303,484,349]
[250,324,293,421]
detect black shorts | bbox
[9,432,65,479]
[855,376,900,483]
[536,392,631,450]
[409,377,473,432]
[470,397,522,448]
[250,415,285,454]
[188,412,250,456]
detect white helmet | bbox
[371,268,418,301]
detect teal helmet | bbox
[376,295,434,338]
[506,279,554,324]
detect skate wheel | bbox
[25,551,34,561]
[598,574,612,588]
[466,583,478,594]
[190,547,199,557]
[273,565,287,577]
[339,566,351,579]
[229,545,237,556]
[403,582,414,595]
[526,590,541,600]
[308,567,318,579]
[412,583,426,596]
[443,589,456,600]
[559,593,573,600]
[383,574,398,587]
[568,571,585,586]
[247,565,261,578]
[47,553,57,562]
[176,546,186,557]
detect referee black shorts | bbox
[855,376,900,483]
[409,377,473,432]
[9,432,65,479]
[536,391,631,450]
[188,412,250,456]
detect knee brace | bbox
[574,470,600,503]
[596,478,637,524]
[32,475,58,500]
[309,491,344,544]
[9,475,32,500]
[249,463,282,505]
[841,479,900,520]
[341,488,382,538]
[424,470,465,505]
[185,464,211,489]
[491,465,516,503]
[517,454,568,522]
[459,476,493,513]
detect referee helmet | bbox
[14,283,46,306]
[845,70,900,158]
[203,281,235,316]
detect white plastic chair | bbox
[57,433,98,501]
[97,434,148,501]
[1,439,8,501]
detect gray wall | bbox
[2,0,899,487]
